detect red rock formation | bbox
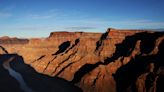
[0,28,164,92]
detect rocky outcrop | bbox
[0,28,164,92]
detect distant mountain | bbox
[0,36,29,44]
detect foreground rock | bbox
[0,51,82,92]
[0,28,164,92]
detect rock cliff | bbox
[0,28,164,92]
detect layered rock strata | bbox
[0,28,164,92]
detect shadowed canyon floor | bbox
[0,28,164,92]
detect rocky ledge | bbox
[0,28,164,92]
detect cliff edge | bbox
[0,28,164,92]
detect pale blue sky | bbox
[0,0,164,38]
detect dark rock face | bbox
[0,28,164,92]
[0,54,82,92]
[0,54,23,92]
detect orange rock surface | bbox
[0,28,164,92]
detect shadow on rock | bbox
[0,54,82,92]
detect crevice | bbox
[55,54,85,77]
[51,50,78,75]
[52,41,71,55]
[36,55,45,61]
[95,31,109,51]
[65,38,80,53]
[31,55,45,63]
[95,29,110,55]
[55,62,74,77]
[92,71,100,87]
[94,30,109,55]
[0,46,8,54]
[42,56,57,73]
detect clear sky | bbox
[0,0,164,38]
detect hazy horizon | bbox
[0,0,164,38]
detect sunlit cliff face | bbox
[0,28,164,92]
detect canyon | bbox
[0,28,164,92]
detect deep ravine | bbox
[2,57,35,92]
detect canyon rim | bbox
[0,28,164,92]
